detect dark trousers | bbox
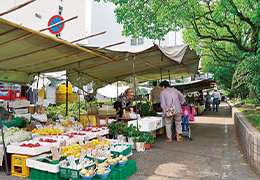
[153,103,160,112]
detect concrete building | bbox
[0,0,183,50]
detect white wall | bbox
[0,0,87,44]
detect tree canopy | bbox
[96,0,260,95]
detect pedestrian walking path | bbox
[129,103,260,179]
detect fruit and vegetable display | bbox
[80,166,95,176]
[62,142,84,158]
[39,138,57,143]
[0,127,32,145]
[19,142,42,148]
[32,127,62,135]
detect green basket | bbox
[1,117,23,127]
[59,162,95,180]
[92,169,118,180]
[29,168,65,180]
[111,144,132,157]
[113,160,137,180]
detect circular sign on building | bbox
[48,15,64,34]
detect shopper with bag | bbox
[160,81,185,142]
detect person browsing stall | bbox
[113,89,135,118]
[0,105,12,121]
[150,81,161,112]
[160,81,185,142]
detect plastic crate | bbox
[92,169,118,180]
[113,160,137,180]
[56,93,72,103]
[80,115,96,126]
[1,117,23,127]
[56,85,73,94]
[59,163,95,180]
[111,144,132,157]
[30,168,65,180]
[71,93,79,102]
[11,154,31,178]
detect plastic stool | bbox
[11,154,31,177]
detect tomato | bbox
[39,138,43,142]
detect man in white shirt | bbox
[150,81,161,112]
[212,89,221,112]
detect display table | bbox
[95,114,119,126]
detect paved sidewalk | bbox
[1,103,259,179]
[128,103,259,179]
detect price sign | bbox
[32,133,40,139]
[92,149,97,156]
[93,155,99,166]
[68,117,75,122]
[84,136,89,143]
[50,146,59,160]
[104,144,108,149]
[101,136,106,142]
[36,124,43,130]
[60,139,66,147]
[110,142,114,148]
[97,135,101,141]
[87,149,91,156]
[65,127,69,132]
[59,160,67,167]
[79,140,84,146]
[9,136,19,145]
[74,125,79,131]
[79,149,85,164]
[118,135,124,143]
[95,145,101,150]
[68,155,76,167]
[79,125,83,130]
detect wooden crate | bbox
[156,127,165,135]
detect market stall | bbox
[0,2,201,178]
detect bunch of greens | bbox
[108,122,127,135]
[124,124,141,137]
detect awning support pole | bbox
[116,78,118,99]
[35,73,40,113]
[78,62,90,124]
[0,0,36,17]
[132,55,138,120]
[77,71,81,124]
[39,16,78,32]
[70,31,106,43]
[92,41,125,51]
[0,116,10,175]
[168,70,171,86]
[65,71,68,116]
[160,68,162,81]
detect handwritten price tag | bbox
[84,136,89,143]
[60,139,66,147]
[36,124,43,130]
[101,137,106,142]
[50,146,59,160]
[68,155,76,167]
[9,136,19,145]
[79,149,85,164]
[79,140,84,146]
[87,149,91,156]
[95,145,101,150]
[92,149,97,156]
[32,133,39,139]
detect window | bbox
[58,6,63,15]
[35,13,42,19]
[131,39,137,46]
[138,38,144,45]
[131,38,144,46]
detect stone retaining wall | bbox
[228,102,260,175]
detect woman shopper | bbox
[160,81,185,142]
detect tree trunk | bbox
[249,89,256,99]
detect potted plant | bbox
[145,132,154,150]
[125,124,141,149]
[133,132,146,152]
[108,122,127,141]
